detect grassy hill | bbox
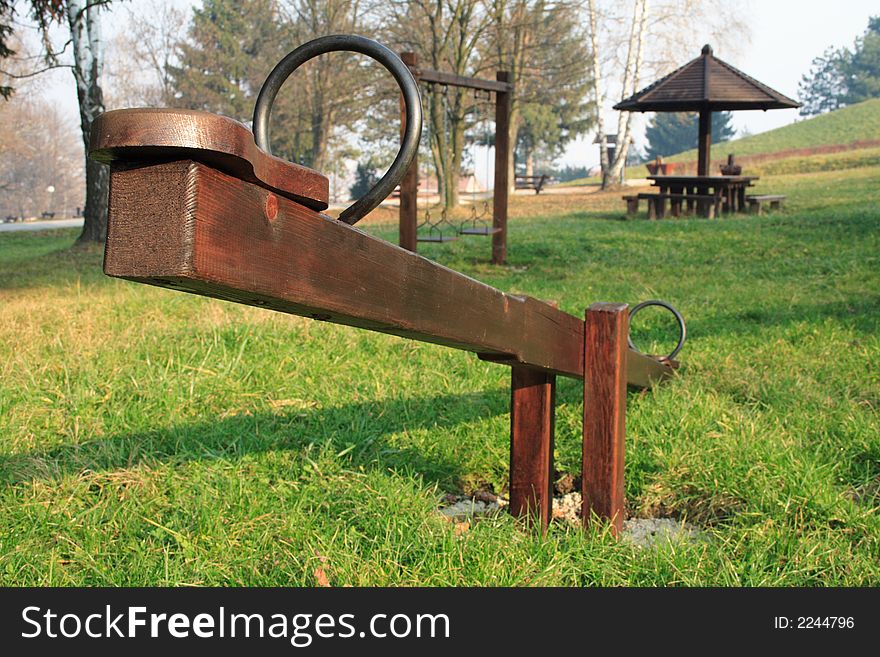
[665,98,880,163]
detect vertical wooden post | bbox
[509,366,556,532]
[582,303,628,537]
[697,108,711,177]
[399,52,419,253]
[492,71,512,266]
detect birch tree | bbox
[65,0,108,243]
[588,0,646,188]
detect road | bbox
[0,218,84,233]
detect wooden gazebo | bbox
[615,45,800,175]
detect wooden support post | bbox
[697,108,711,177]
[509,366,556,532]
[582,303,628,536]
[492,71,512,266]
[399,52,419,253]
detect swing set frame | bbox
[398,52,513,264]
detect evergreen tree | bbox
[799,16,880,116]
[798,47,848,116]
[844,16,880,105]
[349,160,380,200]
[168,0,312,165]
[169,0,280,120]
[644,111,736,160]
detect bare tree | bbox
[379,0,489,208]
[278,0,368,173]
[482,0,592,185]
[0,93,83,219]
[1,3,114,240]
[104,0,187,109]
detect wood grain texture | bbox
[104,160,584,377]
[509,366,556,532]
[582,303,628,536]
[90,109,329,211]
[407,67,514,93]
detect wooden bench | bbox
[515,174,549,194]
[747,194,785,214]
[40,211,56,220]
[623,194,640,215]
[636,193,720,219]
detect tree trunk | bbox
[606,0,649,187]
[78,158,109,242]
[587,0,611,189]
[68,0,109,245]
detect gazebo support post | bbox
[697,108,711,177]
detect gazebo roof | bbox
[614,45,800,112]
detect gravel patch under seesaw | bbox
[438,493,701,548]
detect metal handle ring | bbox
[627,299,686,360]
[253,35,422,225]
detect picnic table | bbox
[645,174,759,218]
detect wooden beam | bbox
[582,303,628,536]
[399,52,419,253]
[509,365,556,532]
[409,67,514,93]
[105,156,670,389]
[697,108,712,177]
[105,159,585,377]
[493,71,512,266]
[104,159,674,387]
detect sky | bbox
[30,0,880,173]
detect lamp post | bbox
[46,185,55,219]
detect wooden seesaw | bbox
[90,36,684,536]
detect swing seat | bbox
[459,226,501,236]
[417,234,459,243]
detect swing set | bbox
[398,52,512,264]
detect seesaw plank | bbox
[103,159,673,386]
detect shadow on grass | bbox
[684,296,880,342]
[0,390,522,491]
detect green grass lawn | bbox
[1,166,878,586]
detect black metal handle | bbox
[253,34,422,226]
[627,300,686,360]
